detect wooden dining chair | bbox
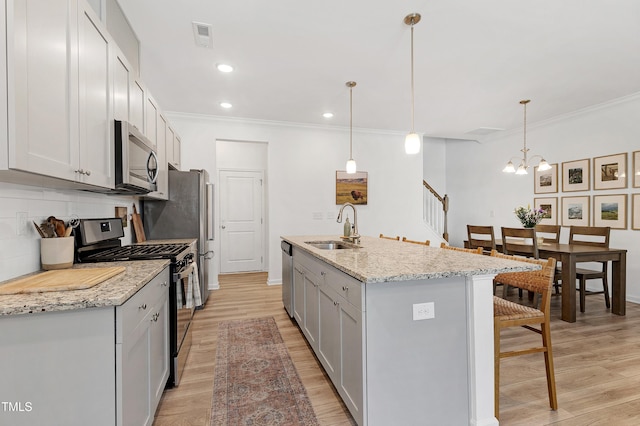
[402,237,430,246]
[501,227,539,258]
[534,224,561,244]
[569,226,611,312]
[535,224,562,293]
[379,234,400,241]
[466,225,496,254]
[490,250,558,419]
[439,242,483,254]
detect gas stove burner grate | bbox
[83,243,190,262]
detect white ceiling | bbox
[118,0,640,140]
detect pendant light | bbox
[346,81,357,174]
[404,13,421,155]
[503,99,551,175]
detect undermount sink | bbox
[305,240,360,250]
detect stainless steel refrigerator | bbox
[142,169,214,305]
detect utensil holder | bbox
[41,237,74,270]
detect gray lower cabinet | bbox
[0,267,169,426]
[116,267,170,426]
[292,249,365,426]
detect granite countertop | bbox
[0,260,170,316]
[282,235,539,283]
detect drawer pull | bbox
[152,312,160,322]
[333,300,339,306]
[342,285,349,292]
[139,303,147,310]
[321,271,326,277]
[161,281,168,287]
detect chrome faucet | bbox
[337,202,360,243]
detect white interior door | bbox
[219,170,264,273]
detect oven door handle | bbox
[173,262,195,282]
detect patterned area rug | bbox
[210,317,319,425]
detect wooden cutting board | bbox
[0,267,126,295]
[132,203,146,243]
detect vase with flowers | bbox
[514,205,544,228]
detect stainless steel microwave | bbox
[114,120,158,194]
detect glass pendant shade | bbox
[405,132,421,155]
[346,159,357,174]
[503,161,516,173]
[537,159,551,171]
[515,163,528,175]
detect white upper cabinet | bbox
[130,79,145,134]
[5,0,114,188]
[145,94,158,149]
[7,0,79,181]
[112,47,131,122]
[173,134,182,170]
[77,1,113,187]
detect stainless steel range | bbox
[75,218,196,387]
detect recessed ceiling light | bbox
[216,63,234,73]
[322,112,334,118]
[220,102,232,109]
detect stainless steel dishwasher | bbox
[281,240,293,317]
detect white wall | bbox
[446,93,640,301]
[0,183,135,282]
[166,114,440,284]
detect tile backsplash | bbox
[0,182,136,282]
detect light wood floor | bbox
[154,273,640,425]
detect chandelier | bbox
[503,99,550,175]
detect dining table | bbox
[494,241,627,323]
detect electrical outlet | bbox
[413,302,435,320]
[16,212,28,236]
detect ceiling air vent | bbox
[192,22,213,48]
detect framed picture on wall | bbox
[534,163,558,194]
[534,197,558,226]
[594,194,627,229]
[561,158,590,192]
[561,196,590,227]
[633,151,640,188]
[594,153,627,190]
[336,171,368,205]
[633,194,640,230]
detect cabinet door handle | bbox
[161,281,168,287]
[320,271,326,277]
[84,169,91,176]
[139,303,147,310]
[342,285,349,292]
[75,169,84,174]
[333,300,339,306]
[152,312,160,322]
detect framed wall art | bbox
[336,171,368,205]
[561,196,590,227]
[633,194,640,230]
[593,194,627,229]
[633,151,640,188]
[593,153,627,190]
[534,163,558,194]
[534,197,558,226]
[561,158,590,192]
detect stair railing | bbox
[423,180,449,241]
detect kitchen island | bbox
[282,235,538,426]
